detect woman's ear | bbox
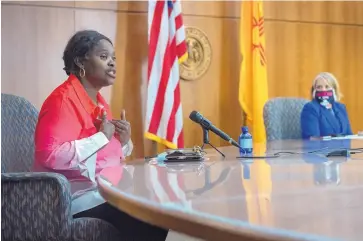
[74,57,84,70]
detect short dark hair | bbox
[62,30,113,76]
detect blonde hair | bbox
[311,72,343,101]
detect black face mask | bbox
[314,90,335,108]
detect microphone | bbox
[189,111,241,148]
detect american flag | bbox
[145,0,188,149]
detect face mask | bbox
[313,90,335,108]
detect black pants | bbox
[73,203,168,241]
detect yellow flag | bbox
[239,1,268,143]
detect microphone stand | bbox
[201,127,225,158]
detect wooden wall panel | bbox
[118,1,363,24]
[117,1,229,17]
[173,1,229,17]
[117,1,240,18]
[1,1,119,108]
[117,1,146,12]
[75,1,118,11]
[1,4,74,109]
[2,1,118,10]
[264,1,363,24]
[217,18,244,143]
[2,1,75,8]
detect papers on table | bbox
[331,135,363,140]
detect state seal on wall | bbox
[180,27,212,81]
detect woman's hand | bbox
[99,111,115,140]
[110,110,131,146]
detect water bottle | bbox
[239,126,253,155]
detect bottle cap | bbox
[242,126,248,132]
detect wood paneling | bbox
[117,1,363,24]
[1,1,118,108]
[1,4,74,109]
[2,1,118,11]
[117,1,147,12]
[117,1,230,17]
[264,1,363,24]
[2,1,75,8]
[75,1,118,11]
[182,2,226,17]
[218,18,243,143]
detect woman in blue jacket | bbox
[301,72,353,139]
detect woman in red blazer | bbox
[33,30,168,240]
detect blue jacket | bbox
[300,100,353,139]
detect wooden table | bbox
[97,139,363,241]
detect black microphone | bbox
[189,111,241,148]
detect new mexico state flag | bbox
[239,1,268,143]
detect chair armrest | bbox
[1,172,72,241]
[72,218,122,241]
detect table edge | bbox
[97,177,333,241]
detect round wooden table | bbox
[97,139,363,241]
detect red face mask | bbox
[314,90,335,107]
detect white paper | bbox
[331,135,363,140]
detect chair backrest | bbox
[1,93,39,173]
[263,97,309,141]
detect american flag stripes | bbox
[145,0,188,149]
[146,165,191,207]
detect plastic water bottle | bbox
[239,126,253,155]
